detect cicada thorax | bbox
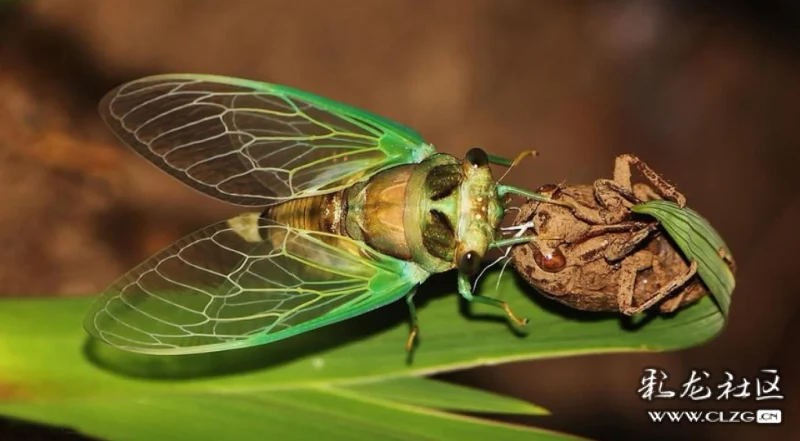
[261,152,505,275]
[259,164,411,261]
[262,162,425,263]
[341,163,415,260]
[401,154,464,274]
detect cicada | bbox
[84,74,551,355]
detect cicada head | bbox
[415,148,504,275]
[454,148,505,275]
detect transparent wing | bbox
[99,74,436,205]
[84,213,429,355]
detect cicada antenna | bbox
[496,252,514,291]
[473,253,508,292]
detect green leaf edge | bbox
[632,200,735,316]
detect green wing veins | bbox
[84,214,430,355]
[99,74,436,206]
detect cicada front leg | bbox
[458,272,529,327]
[404,287,420,352]
[458,234,535,328]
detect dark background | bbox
[0,1,798,440]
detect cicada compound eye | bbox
[458,250,482,275]
[465,148,489,168]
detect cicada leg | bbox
[458,272,529,327]
[487,150,537,168]
[405,288,419,351]
[595,154,687,211]
[618,256,699,315]
[489,149,538,182]
[490,235,535,249]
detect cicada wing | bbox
[84,214,429,355]
[99,74,436,206]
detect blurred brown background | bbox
[0,1,798,440]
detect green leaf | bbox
[0,269,725,440]
[632,200,736,316]
[341,377,549,415]
[0,390,575,441]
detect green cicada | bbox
[84,74,552,355]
